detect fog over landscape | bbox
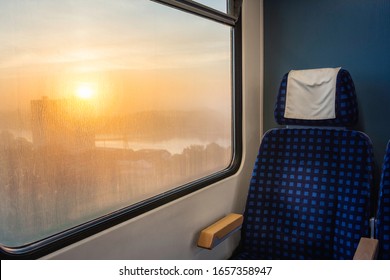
[0,0,232,247]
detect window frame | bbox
[0,0,242,259]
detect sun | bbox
[76,83,94,99]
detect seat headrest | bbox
[274,68,358,127]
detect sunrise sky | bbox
[0,0,230,115]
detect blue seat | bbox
[232,68,375,259]
[376,140,390,259]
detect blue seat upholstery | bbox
[376,141,390,259]
[233,69,374,259]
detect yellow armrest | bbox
[197,213,243,250]
[353,237,379,260]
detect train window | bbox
[0,0,241,254]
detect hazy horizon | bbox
[0,0,231,114]
[0,0,233,247]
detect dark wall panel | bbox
[264,0,390,180]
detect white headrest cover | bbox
[284,67,341,120]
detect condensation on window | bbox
[0,0,232,247]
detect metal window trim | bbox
[151,0,242,26]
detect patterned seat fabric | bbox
[376,141,390,260]
[232,69,374,259]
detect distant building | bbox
[31,96,95,152]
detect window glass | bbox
[0,0,232,247]
[193,0,228,13]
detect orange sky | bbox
[0,0,231,115]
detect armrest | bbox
[197,213,243,250]
[353,237,379,260]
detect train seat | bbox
[376,140,390,259]
[198,68,377,259]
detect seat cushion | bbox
[234,128,374,259]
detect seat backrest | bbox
[235,68,374,260]
[376,141,390,259]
